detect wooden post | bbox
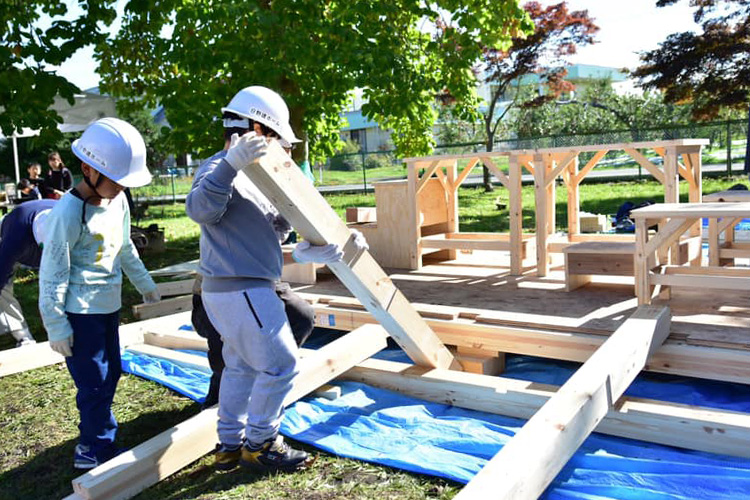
[454,306,671,500]
[533,152,549,277]
[567,156,580,239]
[247,144,459,370]
[546,154,556,243]
[445,160,458,260]
[635,217,650,305]
[406,160,422,269]
[663,146,681,263]
[508,153,524,275]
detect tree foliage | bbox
[97,0,533,163]
[508,79,695,139]
[479,1,598,150]
[0,0,116,142]
[633,0,750,119]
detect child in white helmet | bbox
[186,85,366,473]
[39,117,161,469]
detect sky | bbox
[47,0,702,92]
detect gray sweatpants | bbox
[201,283,299,447]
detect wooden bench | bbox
[564,237,698,292]
[564,242,640,291]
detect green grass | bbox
[2,175,749,498]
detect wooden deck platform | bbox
[296,250,750,382]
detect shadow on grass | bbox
[0,405,201,500]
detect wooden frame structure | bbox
[400,152,532,274]
[632,202,750,305]
[356,139,707,278]
[505,139,707,277]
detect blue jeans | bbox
[65,311,121,460]
[202,284,299,447]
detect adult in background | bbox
[0,199,56,346]
[44,151,73,199]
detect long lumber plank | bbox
[342,358,750,458]
[247,143,457,370]
[71,324,389,500]
[311,301,750,384]
[455,306,671,499]
[0,319,148,378]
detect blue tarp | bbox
[121,329,750,498]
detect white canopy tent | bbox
[3,91,116,183]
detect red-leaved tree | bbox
[478,1,598,190]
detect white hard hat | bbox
[71,117,152,188]
[221,86,301,144]
[32,209,52,246]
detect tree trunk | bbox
[483,136,494,192]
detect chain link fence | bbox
[131,119,748,201]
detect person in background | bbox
[39,118,161,469]
[25,162,46,195]
[15,178,43,204]
[0,199,56,346]
[44,151,73,199]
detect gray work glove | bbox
[224,133,268,171]
[50,335,74,357]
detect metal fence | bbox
[316,118,748,191]
[132,118,748,201]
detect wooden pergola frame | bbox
[403,139,707,277]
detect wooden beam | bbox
[623,148,665,184]
[247,143,458,370]
[156,279,195,298]
[342,356,750,458]
[544,151,577,187]
[573,150,608,184]
[309,300,750,384]
[455,306,671,499]
[71,324,390,500]
[415,160,441,195]
[132,295,193,320]
[478,156,510,188]
[455,158,480,187]
[0,318,149,378]
[285,324,389,404]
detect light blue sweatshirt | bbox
[185,151,291,293]
[39,191,157,341]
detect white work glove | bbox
[224,133,268,171]
[50,336,74,357]
[292,241,343,264]
[142,289,161,304]
[292,230,369,264]
[350,229,369,252]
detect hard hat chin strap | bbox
[81,171,106,224]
